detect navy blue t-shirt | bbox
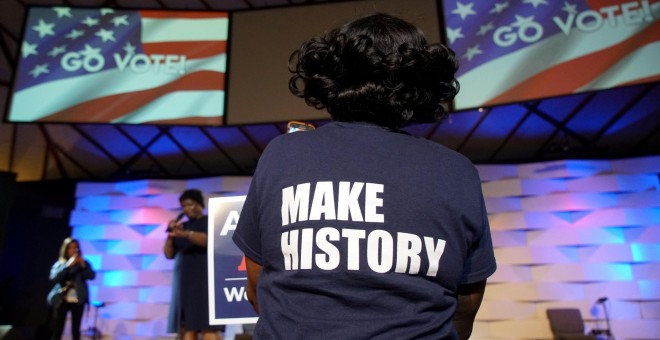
[233,121,496,339]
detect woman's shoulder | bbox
[258,127,324,162]
[50,260,66,271]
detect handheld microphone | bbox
[175,212,185,222]
[166,212,186,232]
[596,297,608,304]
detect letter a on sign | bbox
[220,210,241,236]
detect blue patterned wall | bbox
[69,157,660,339]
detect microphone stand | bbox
[84,301,104,339]
[592,304,601,336]
[602,301,612,340]
[592,298,613,340]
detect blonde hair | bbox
[58,237,80,263]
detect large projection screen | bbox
[442,0,660,110]
[226,0,440,125]
[7,7,229,125]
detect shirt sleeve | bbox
[49,261,68,283]
[460,191,497,284]
[232,175,263,265]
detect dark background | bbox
[0,176,75,339]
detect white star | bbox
[477,22,495,36]
[22,41,38,58]
[66,29,85,39]
[446,27,464,44]
[561,1,579,15]
[511,15,536,28]
[100,8,115,15]
[463,45,483,61]
[29,63,49,78]
[95,28,116,42]
[490,2,509,14]
[53,7,72,18]
[82,16,99,27]
[33,19,55,38]
[123,42,136,55]
[112,15,129,27]
[452,2,476,20]
[523,0,549,8]
[47,45,67,57]
[79,44,101,57]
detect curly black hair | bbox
[289,13,460,129]
[180,189,205,208]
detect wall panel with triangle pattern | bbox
[68,157,660,339]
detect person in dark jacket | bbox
[164,189,224,340]
[48,237,96,340]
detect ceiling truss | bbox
[0,0,657,181]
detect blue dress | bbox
[167,215,224,332]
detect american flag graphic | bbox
[9,7,228,125]
[442,0,660,110]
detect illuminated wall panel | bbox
[483,197,521,213]
[488,264,532,283]
[534,282,585,301]
[567,175,659,193]
[583,282,646,300]
[76,196,149,211]
[520,178,567,195]
[486,319,550,339]
[69,157,659,339]
[641,302,660,318]
[94,286,140,302]
[477,300,537,320]
[484,283,540,301]
[496,246,580,264]
[102,302,168,319]
[475,156,660,339]
[73,225,147,240]
[516,160,611,178]
[521,193,617,211]
[482,179,524,197]
[608,320,660,339]
[491,230,529,247]
[138,286,172,303]
[489,212,527,230]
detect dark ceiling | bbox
[0,0,658,181]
